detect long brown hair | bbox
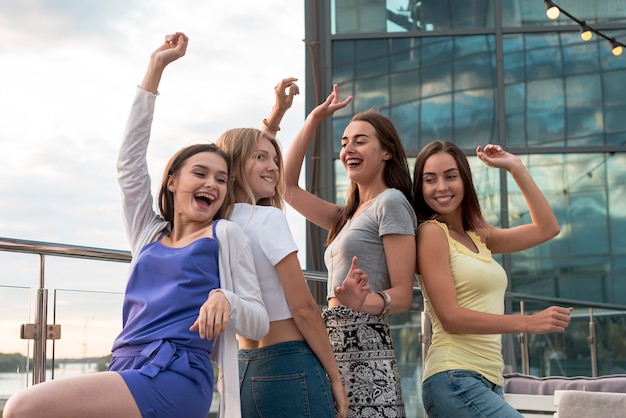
[158,143,234,226]
[215,128,285,209]
[411,140,484,231]
[327,110,412,244]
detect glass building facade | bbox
[303,1,626,415]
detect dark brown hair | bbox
[411,140,484,231]
[327,110,413,244]
[158,143,234,226]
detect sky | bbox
[0,1,309,358]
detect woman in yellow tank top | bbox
[411,140,573,417]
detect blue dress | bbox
[108,222,220,418]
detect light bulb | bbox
[579,22,592,41]
[610,39,623,56]
[612,45,623,56]
[546,6,560,19]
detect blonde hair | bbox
[215,128,285,209]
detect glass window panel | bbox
[52,290,123,360]
[410,0,494,31]
[504,83,527,147]
[331,114,353,155]
[333,0,387,34]
[608,154,626,254]
[600,30,626,71]
[390,71,420,105]
[390,101,420,154]
[453,89,497,148]
[334,159,349,204]
[420,95,452,141]
[614,257,626,305]
[453,36,497,91]
[603,71,626,135]
[422,37,454,66]
[502,0,626,28]
[471,156,501,226]
[353,76,389,111]
[502,35,526,84]
[355,56,389,79]
[524,34,564,82]
[421,63,452,98]
[565,74,603,143]
[526,79,565,146]
[562,36,601,76]
[390,38,420,72]
[333,40,355,67]
[0,286,32,396]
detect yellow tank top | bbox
[418,220,508,386]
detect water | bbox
[0,362,97,399]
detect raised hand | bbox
[141,32,189,94]
[274,77,300,112]
[334,256,370,311]
[151,32,189,66]
[309,84,353,122]
[476,144,523,172]
[189,290,231,340]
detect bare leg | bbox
[3,371,142,418]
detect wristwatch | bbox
[374,290,392,315]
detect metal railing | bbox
[2,236,626,394]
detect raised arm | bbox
[283,84,353,230]
[140,32,188,94]
[418,221,572,335]
[475,144,560,254]
[117,33,189,253]
[261,77,299,137]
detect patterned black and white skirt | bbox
[322,305,406,418]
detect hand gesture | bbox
[310,84,353,123]
[476,144,523,172]
[274,77,300,112]
[335,256,370,311]
[150,32,189,67]
[526,306,573,334]
[189,290,231,340]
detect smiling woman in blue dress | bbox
[3,32,268,418]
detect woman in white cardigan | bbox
[3,32,268,418]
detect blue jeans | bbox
[422,370,522,418]
[239,340,335,418]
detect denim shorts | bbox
[422,370,523,418]
[239,340,334,418]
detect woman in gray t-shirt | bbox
[284,84,417,418]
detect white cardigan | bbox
[117,87,269,418]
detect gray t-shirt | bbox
[324,188,417,299]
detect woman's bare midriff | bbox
[238,318,305,349]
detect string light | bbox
[543,1,626,56]
[544,0,560,20]
[579,21,592,41]
[610,39,623,56]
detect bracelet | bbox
[262,118,281,132]
[373,290,392,315]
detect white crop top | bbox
[231,203,298,321]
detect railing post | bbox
[419,311,431,418]
[420,310,431,368]
[588,308,598,377]
[34,255,48,384]
[518,300,530,375]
